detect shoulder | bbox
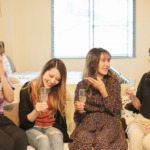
[20,81,32,95]
[76,79,87,88]
[111,77,120,85]
[139,72,148,84]
[142,72,148,79]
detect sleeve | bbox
[74,83,86,125]
[136,73,146,105]
[102,78,122,115]
[19,83,35,130]
[4,71,15,90]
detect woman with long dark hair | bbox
[0,44,28,150]
[19,58,72,150]
[125,49,150,150]
[69,48,127,150]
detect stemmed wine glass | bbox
[128,78,136,100]
[79,89,86,112]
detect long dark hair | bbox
[82,48,118,95]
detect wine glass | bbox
[128,78,136,91]
[40,87,49,112]
[128,78,136,100]
[0,75,3,98]
[79,89,86,112]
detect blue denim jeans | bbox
[26,126,64,150]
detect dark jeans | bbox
[0,125,28,150]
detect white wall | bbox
[0,0,14,60]
[0,0,150,83]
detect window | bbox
[52,0,135,58]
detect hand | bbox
[0,61,4,75]
[35,102,48,113]
[144,120,150,132]
[86,77,107,94]
[125,87,135,96]
[75,101,85,111]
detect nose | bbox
[105,61,110,66]
[148,56,150,62]
[51,78,56,84]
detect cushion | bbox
[8,75,21,84]
[6,55,16,73]
[3,54,13,74]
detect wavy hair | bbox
[82,48,118,95]
[25,58,67,117]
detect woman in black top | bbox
[19,58,72,150]
[125,50,150,150]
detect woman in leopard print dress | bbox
[69,48,128,150]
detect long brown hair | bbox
[26,58,67,117]
[0,44,4,55]
[82,48,118,95]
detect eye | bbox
[57,79,61,82]
[49,75,53,78]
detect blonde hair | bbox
[83,48,118,95]
[25,58,67,117]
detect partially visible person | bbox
[0,44,28,150]
[19,58,72,150]
[125,49,150,150]
[69,48,127,150]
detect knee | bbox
[13,129,28,145]
[36,135,50,147]
[127,126,145,141]
[76,130,93,143]
[46,129,63,143]
[1,136,14,150]
[143,135,150,149]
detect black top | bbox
[19,82,73,143]
[136,73,150,119]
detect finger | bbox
[86,77,96,84]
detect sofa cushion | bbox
[6,55,16,73]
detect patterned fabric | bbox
[121,96,137,126]
[69,79,128,150]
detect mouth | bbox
[46,81,53,88]
[103,68,108,72]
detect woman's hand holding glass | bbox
[75,101,85,112]
[35,102,48,113]
[125,78,136,99]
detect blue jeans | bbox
[26,126,64,150]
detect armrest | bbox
[3,102,19,126]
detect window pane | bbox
[52,0,135,58]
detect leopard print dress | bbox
[69,79,128,150]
